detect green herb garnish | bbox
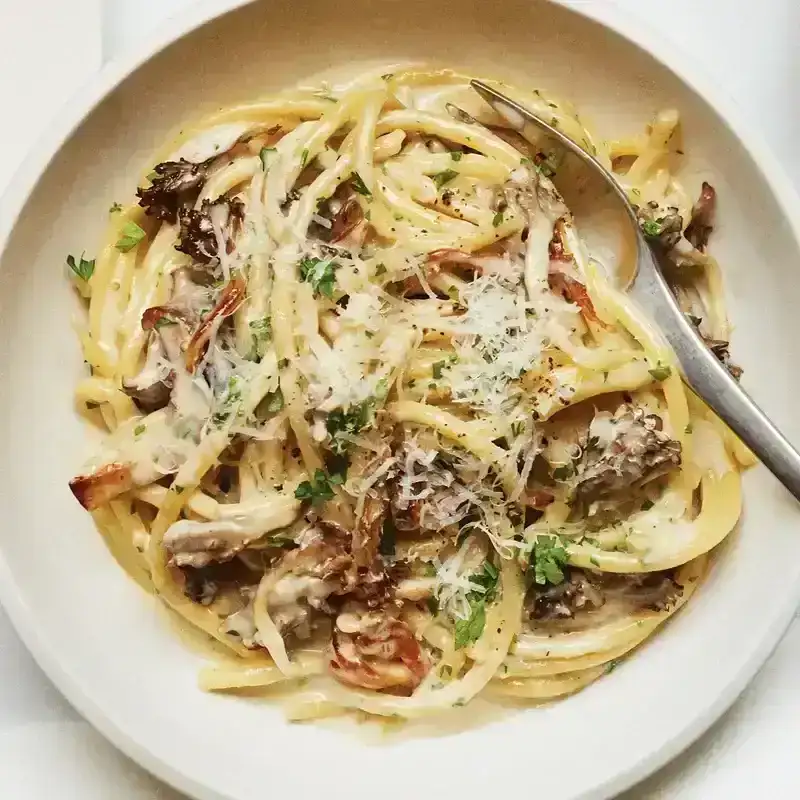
[528,535,569,586]
[433,169,458,190]
[66,253,95,282]
[432,360,446,380]
[648,362,672,381]
[351,172,372,197]
[642,219,663,238]
[451,151,463,162]
[326,401,374,454]
[248,316,272,361]
[115,221,146,253]
[133,424,146,437]
[299,256,338,298]
[492,210,504,227]
[295,469,338,505]
[454,561,500,649]
[109,202,123,214]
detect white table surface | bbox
[2,0,800,797]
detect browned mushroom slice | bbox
[684,182,716,252]
[573,406,682,505]
[136,159,212,223]
[330,606,429,695]
[547,270,603,326]
[121,333,172,413]
[184,275,247,373]
[69,463,133,510]
[176,197,245,265]
[330,194,365,244]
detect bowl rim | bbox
[1,1,799,798]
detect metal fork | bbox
[471,79,800,501]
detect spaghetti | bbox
[66,68,750,722]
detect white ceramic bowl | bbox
[2,1,800,798]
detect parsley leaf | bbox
[492,210,504,227]
[66,253,95,282]
[299,256,338,298]
[259,147,276,170]
[133,424,146,437]
[529,535,569,586]
[109,202,123,214]
[351,172,372,197]
[432,360,446,380]
[265,388,284,413]
[453,560,500,650]
[300,148,310,168]
[451,151,463,162]
[326,401,373,454]
[295,469,337,505]
[433,169,458,189]
[454,602,486,650]
[642,219,663,238]
[248,316,272,361]
[115,221,146,252]
[211,376,244,428]
[648,362,672,381]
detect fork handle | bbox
[629,250,800,501]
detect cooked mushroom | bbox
[684,182,716,252]
[527,566,682,622]
[162,492,301,568]
[176,197,245,265]
[572,406,682,505]
[329,603,429,694]
[69,463,133,510]
[184,275,247,373]
[137,159,212,223]
[121,333,172,413]
[636,202,684,251]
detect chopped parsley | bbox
[432,360,446,380]
[133,424,146,437]
[299,256,338,298]
[642,219,663,238]
[641,499,655,511]
[211,376,244,428]
[115,221,146,252]
[259,147,276,170]
[453,561,500,650]
[350,172,372,197]
[685,422,693,434]
[264,388,284,413]
[294,469,340,505]
[326,400,374,454]
[375,262,387,276]
[451,151,463,162]
[66,253,95,282]
[109,202,123,214]
[248,316,272,361]
[492,210,504,227]
[433,169,458,189]
[604,658,622,674]
[648,362,672,381]
[300,148,310,168]
[528,535,569,586]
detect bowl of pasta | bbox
[2,0,800,798]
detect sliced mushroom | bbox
[176,197,245,265]
[137,159,212,223]
[329,604,429,695]
[69,463,133,510]
[684,182,716,252]
[572,406,682,505]
[184,275,247,373]
[162,492,301,569]
[121,333,172,413]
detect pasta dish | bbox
[67,68,751,721]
